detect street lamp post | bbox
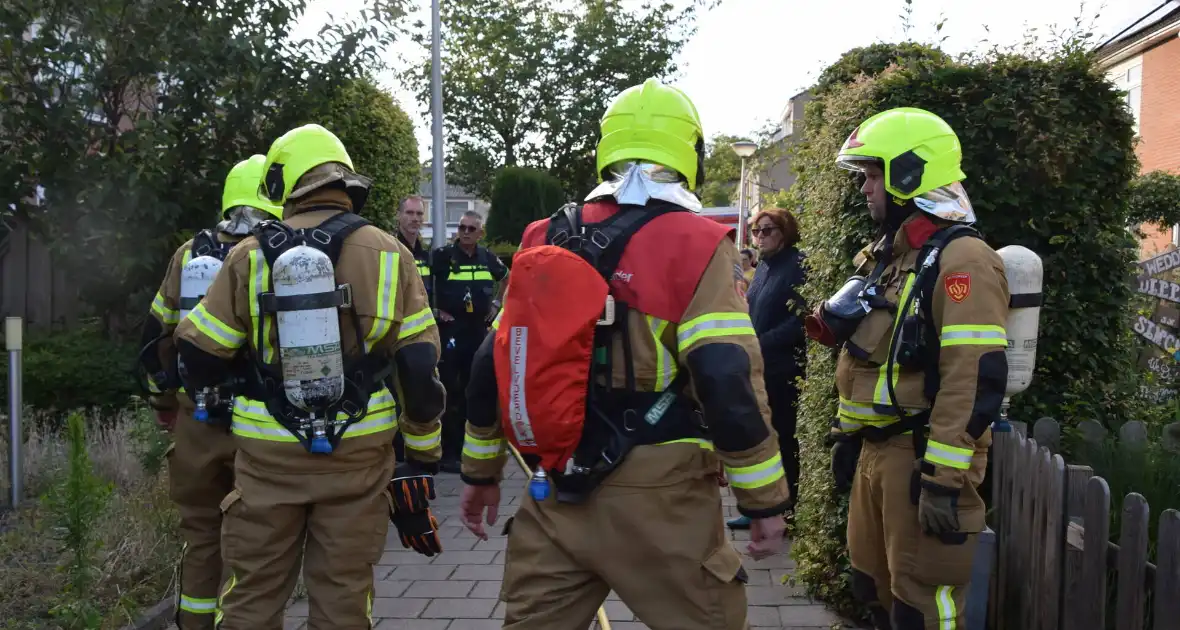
[430,0,446,252]
[730,140,757,250]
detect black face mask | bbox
[878,196,920,236]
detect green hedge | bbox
[790,45,1139,618]
[487,166,567,244]
[1127,170,1180,231]
[0,321,140,414]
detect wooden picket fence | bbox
[989,421,1180,630]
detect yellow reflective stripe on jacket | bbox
[491,308,503,331]
[152,291,180,325]
[654,437,714,450]
[180,594,217,614]
[398,307,436,340]
[403,426,442,452]
[247,250,275,363]
[874,273,917,407]
[230,390,397,442]
[448,264,494,281]
[924,439,973,470]
[365,251,400,352]
[646,315,676,392]
[724,453,785,490]
[462,435,504,460]
[676,312,756,354]
[417,259,431,277]
[188,302,246,349]
[182,249,193,266]
[935,585,957,628]
[940,324,1007,347]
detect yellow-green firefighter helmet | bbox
[261,124,370,210]
[596,78,706,191]
[222,154,282,219]
[836,107,966,200]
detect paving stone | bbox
[375,580,414,597]
[420,597,499,619]
[388,565,457,581]
[287,600,308,616]
[748,605,780,626]
[447,621,505,630]
[376,620,452,630]
[451,564,504,581]
[283,618,306,630]
[380,550,437,565]
[469,580,503,599]
[779,604,846,626]
[429,550,499,565]
[371,597,431,618]
[601,599,634,621]
[404,580,476,598]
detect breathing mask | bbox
[805,276,871,347]
[584,161,702,212]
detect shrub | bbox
[0,320,140,415]
[486,166,567,244]
[318,76,420,232]
[790,45,1139,617]
[1127,170,1180,234]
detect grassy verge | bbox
[0,406,179,630]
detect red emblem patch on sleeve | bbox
[945,272,971,303]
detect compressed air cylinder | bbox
[997,245,1043,398]
[179,255,223,322]
[271,244,345,453]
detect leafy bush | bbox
[318,76,420,232]
[1127,170,1180,234]
[486,166,567,244]
[486,241,521,270]
[790,44,1139,617]
[0,320,140,414]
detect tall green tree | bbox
[698,134,745,207]
[0,0,404,336]
[410,0,712,201]
[486,166,566,244]
[318,77,420,232]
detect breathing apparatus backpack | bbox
[492,201,708,504]
[245,210,394,454]
[134,229,240,425]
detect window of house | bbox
[446,200,470,222]
[1107,60,1143,134]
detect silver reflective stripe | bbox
[404,431,441,449]
[925,442,972,466]
[940,330,1006,342]
[726,458,784,487]
[675,315,752,350]
[232,422,294,439]
[463,438,502,455]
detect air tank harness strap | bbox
[251,211,381,453]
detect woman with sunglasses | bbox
[727,207,807,530]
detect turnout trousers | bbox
[500,448,750,630]
[169,406,236,629]
[847,435,986,630]
[214,450,394,630]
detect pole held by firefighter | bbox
[6,316,22,509]
[429,0,447,253]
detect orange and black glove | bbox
[389,462,443,556]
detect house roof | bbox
[1095,1,1180,66]
[418,167,481,200]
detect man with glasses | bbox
[431,210,508,472]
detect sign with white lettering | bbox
[1139,248,1180,277]
[1137,275,1180,304]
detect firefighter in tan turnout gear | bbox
[174,124,446,630]
[459,78,791,630]
[136,154,281,629]
[805,107,1010,630]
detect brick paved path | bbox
[282,468,852,630]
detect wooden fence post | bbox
[1062,465,1094,630]
[1033,417,1061,454]
[1116,493,1150,630]
[1080,476,1112,630]
[1156,509,1180,629]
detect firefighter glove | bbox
[830,438,862,493]
[390,461,437,515]
[918,486,960,535]
[391,508,443,557]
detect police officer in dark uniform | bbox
[432,209,508,472]
[392,195,435,462]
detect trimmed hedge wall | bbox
[789,45,1139,618]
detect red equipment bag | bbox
[493,244,608,473]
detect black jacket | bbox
[747,246,807,379]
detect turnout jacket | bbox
[833,212,1010,495]
[461,199,792,518]
[173,189,445,472]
